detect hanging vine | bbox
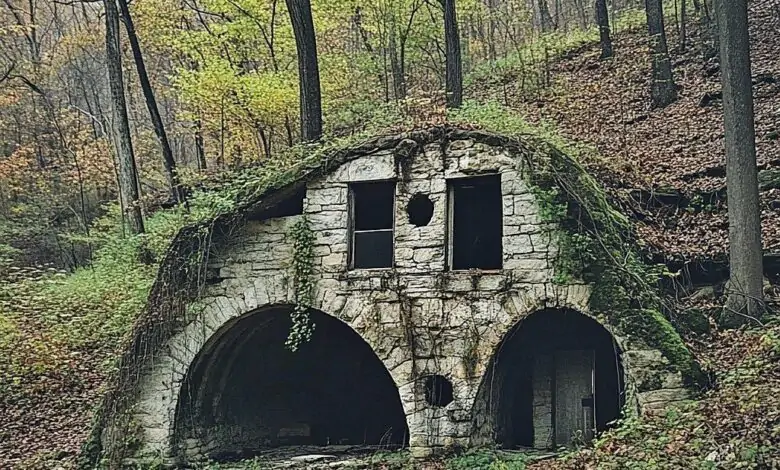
[286,216,315,351]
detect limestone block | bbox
[327,152,395,182]
[623,349,668,369]
[319,292,346,316]
[503,214,527,226]
[413,247,444,264]
[307,210,348,231]
[510,269,550,284]
[313,245,331,257]
[430,177,446,193]
[514,196,538,216]
[477,274,505,291]
[504,234,534,255]
[502,195,515,216]
[661,371,684,389]
[321,252,346,269]
[403,179,432,194]
[638,388,689,406]
[500,170,524,194]
[306,186,346,206]
[504,257,549,272]
[314,228,348,246]
[447,139,475,152]
[565,284,591,311]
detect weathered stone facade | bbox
[126,132,690,465]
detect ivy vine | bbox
[287,216,315,351]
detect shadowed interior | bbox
[474,309,624,449]
[174,306,409,462]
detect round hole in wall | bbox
[422,375,454,407]
[407,194,434,227]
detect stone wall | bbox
[127,136,690,464]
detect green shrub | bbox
[446,449,527,470]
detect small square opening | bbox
[349,181,396,269]
[448,174,503,270]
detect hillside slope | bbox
[483,0,780,261]
[495,3,780,468]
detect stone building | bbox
[106,127,694,465]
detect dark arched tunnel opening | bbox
[475,309,624,449]
[174,306,409,462]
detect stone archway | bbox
[473,309,625,450]
[173,305,409,462]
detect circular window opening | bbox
[423,375,454,407]
[407,194,434,227]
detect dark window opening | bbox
[449,175,503,270]
[248,186,305,220]
[350,181,395,269]
[407,194,434,227]
[423,375,454,407]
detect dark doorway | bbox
[175,306,408,462]
[474,309,624,449]
[448,175,503,270]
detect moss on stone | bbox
[627,309,704,385]
[513,131,702,385]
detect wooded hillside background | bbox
[1,0,779,468]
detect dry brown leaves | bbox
[501,0,780,259]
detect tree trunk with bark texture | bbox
[596,0,613,58]
[444,0,463,108]
[117,0,183,204]
[714,0,765,324]
[679,0,687,52]
[104,0,144,234]
[701,0,720,61]
[388,25,406,100]
[286,0,322,141]
[645,0,677,108]
[538,0,554,32]
[195,119,207,170]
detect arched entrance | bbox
[475,309,624,449]
[174,305,409,462]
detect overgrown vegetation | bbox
[287,216,315,351]
[452,100,701,383]
[531,325,780,469]
[446,449,528,470]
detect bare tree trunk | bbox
[596,0,613,59]
[286,0,322,141]
[444,0,463,108]
[487,0,497,60]
[714,0,765,324]
[574,0,588,29]
[388,24,406,100]
[645,0,677,108]
[104,0,144,234]
[117,0,183,204]
[195,118,207,170]
[701,0,719,61]
[679,0,687,52]
[538,0,554,32]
